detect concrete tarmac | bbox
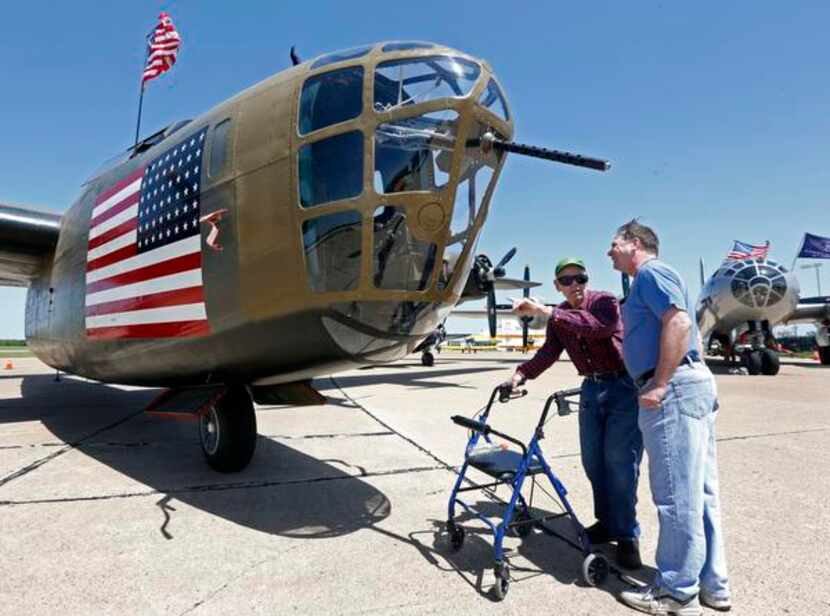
[1,354,828,615]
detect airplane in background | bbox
[696,256,830,374]
[0,41,609,472]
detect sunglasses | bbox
[557,274,589,286]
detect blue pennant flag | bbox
[797,232,830,259]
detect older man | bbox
[506,257,643,569]
[609,220,731,615]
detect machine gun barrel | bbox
[470,132,611,171]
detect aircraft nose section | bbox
[729,260,789,309]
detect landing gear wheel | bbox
[421,351,435,367]
[760,348,780,375]
[743,350,762,375]
[199,386,257,472]
[819,346,830,365]
[582,552,609,587]
[512,510,534,538]
[447,521,465,551]
[492,564,509,601]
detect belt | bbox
[582,369,629,382]
[634,353,701,388]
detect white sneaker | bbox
[619,585,703,616]
[699,589,732,611]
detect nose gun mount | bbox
[470,132,611,172]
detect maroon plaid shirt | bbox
[518,290,626,379]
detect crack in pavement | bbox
[0,408,146,489]
[0,430,396,452]
[0,463,449,507]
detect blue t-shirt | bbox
[621,259,699,379]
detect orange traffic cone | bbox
[3,359,13,370]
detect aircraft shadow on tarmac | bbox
[2,375,391,540]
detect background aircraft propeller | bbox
[473,247,518,338]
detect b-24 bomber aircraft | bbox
[0,41,608,472]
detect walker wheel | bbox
[582,552,609,586]
[512,510,534,538]
[492,569,510,600]
[447,521,465,551]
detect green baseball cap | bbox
[555,257,587,277]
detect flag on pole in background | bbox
[726,240,769,261]
[796,232,830,260]
[142,12,181,86]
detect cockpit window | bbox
[372,206,435,291]
[382,41,434,52]
[374,56,481,112]
[311,45,373,69]
[374,111,457,194]
[299,131,363,208]
[299,67,363,135]
[302,210,362,292]
[478,79,509,121]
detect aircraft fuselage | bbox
[24,42,514,386]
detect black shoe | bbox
[584,522,611,545]
[616,538,642,570]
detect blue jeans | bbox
[638,363,730,601]
[579,375,643,539]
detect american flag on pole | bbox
[142,12,181,86]
[85,128,209,339]
[726,240,770,261]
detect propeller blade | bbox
[522,317,529,348]
[523,265,531,299]
[487,287,497,338]
[495,246,517,270]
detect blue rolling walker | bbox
[447,384,610,600]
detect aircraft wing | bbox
[783,297,830,324]
[0,203,61,286]
[493,277,541,291]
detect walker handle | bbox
[451,415,491,434]
[498,386,528,403]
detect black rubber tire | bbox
[582,552,609,587]
[421,351,435,367]
[199,386,257,472]
[760,349,780,375]
[743,350,762,375]
[447,522,465,552]
[819,346,830,365]
[512,510,534,538]
[492,569,509,601]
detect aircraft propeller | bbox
[472,247,520,338]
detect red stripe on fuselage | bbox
[95,168,145,206]
[88,218,137,251]
[86,319,210,339]
[86,243,138,273]
[85,252,201,295]
[85,286,204,317]
[90,191,139,230]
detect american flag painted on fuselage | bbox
[85,127,209,339]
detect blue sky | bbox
[1,2,828,337]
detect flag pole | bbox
[133,29,153,148]
[791,234,806,271]
[134,84,145,147]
